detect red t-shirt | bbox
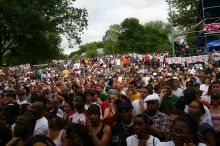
[101,101,109,115]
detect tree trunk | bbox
[0,52,3,65]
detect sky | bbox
[63,0,169,54]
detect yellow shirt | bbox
[129,92,141,102]
[62,69,70,78]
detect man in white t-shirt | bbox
[172,77,183,98]
[29,101,48,135]
[200,78,210,96]
[132,85,153,116]
[69,96,87,125]
[115,58,121,67]
[17,89,28,105]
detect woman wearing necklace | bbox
[157,114,207,146]
[188,101,215,146]
[87,104,111,146]
[126,113,160,146]
[209,92,220,145]
[47,108,67,146]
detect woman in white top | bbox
[209,92,220,145]
[47,109,67,146]
[126,113,160,146]
[200,78,211,96]
[156,114,206,146]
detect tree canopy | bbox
[103,24,122,43]
[69,18,172,57]
[117,18,147,54]
[116,18,172,54]
[69,41,104,58]
[102,24,122,54]
[166,0,206,54]
[166,0,200,29]
[0,0,88,65]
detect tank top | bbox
[96,123,105,140]
[88,123,105,146]
[48,129,63,146]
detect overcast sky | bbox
[63,0,169,54]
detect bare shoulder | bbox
[33,142,47,146]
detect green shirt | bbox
[37,69,43,77]
[160,94,179,116]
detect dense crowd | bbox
[0,53,220,146]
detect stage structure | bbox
[173,0,220,57]
[197,0,220,53]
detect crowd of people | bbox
[0,53,220,146]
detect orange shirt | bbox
[122,58,130,65]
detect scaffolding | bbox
[201,0,220,53]
[173,0,220,57]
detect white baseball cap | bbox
[172,76,179,81]
[144,94,160,102]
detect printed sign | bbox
[165,55,212,64]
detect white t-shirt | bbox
[156,140,206,146]
[201,95,211,105]
[115,59,121,66]
[142,76,151,85]
[17,99,28,105]
[200,84,209,96]
[69,112,87,125]
[84,103,90,111]
[126,135,160,146]
[172,88,183,98]
[34,116,48,135]
[132,99,145,116]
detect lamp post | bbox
[201,0,208,54]
[168,0,175,56]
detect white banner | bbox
[166,55,210,64]
[182,57,192,63]
[213,53,220,61]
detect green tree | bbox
[69,49,83,59]
[3,31,63,64]
[117,18,148,54]
[185,32,197,54]
[85,49,98,57]
[80,42,101,51]
[103,40,115,54]
[166,0,199,29]
[80,43,96,52]
[103,24,122,54]
[144,21,172,53]
[69,41,103,58]
[0,0,88,65]
[144,20,172,34]
[79,41,103,53]
[116,18,171,54]
[103,24,122,43]
[71,53,81,61]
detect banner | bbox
[204,23,220,32]
[165,55,213,64]
[182,57,193,63]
